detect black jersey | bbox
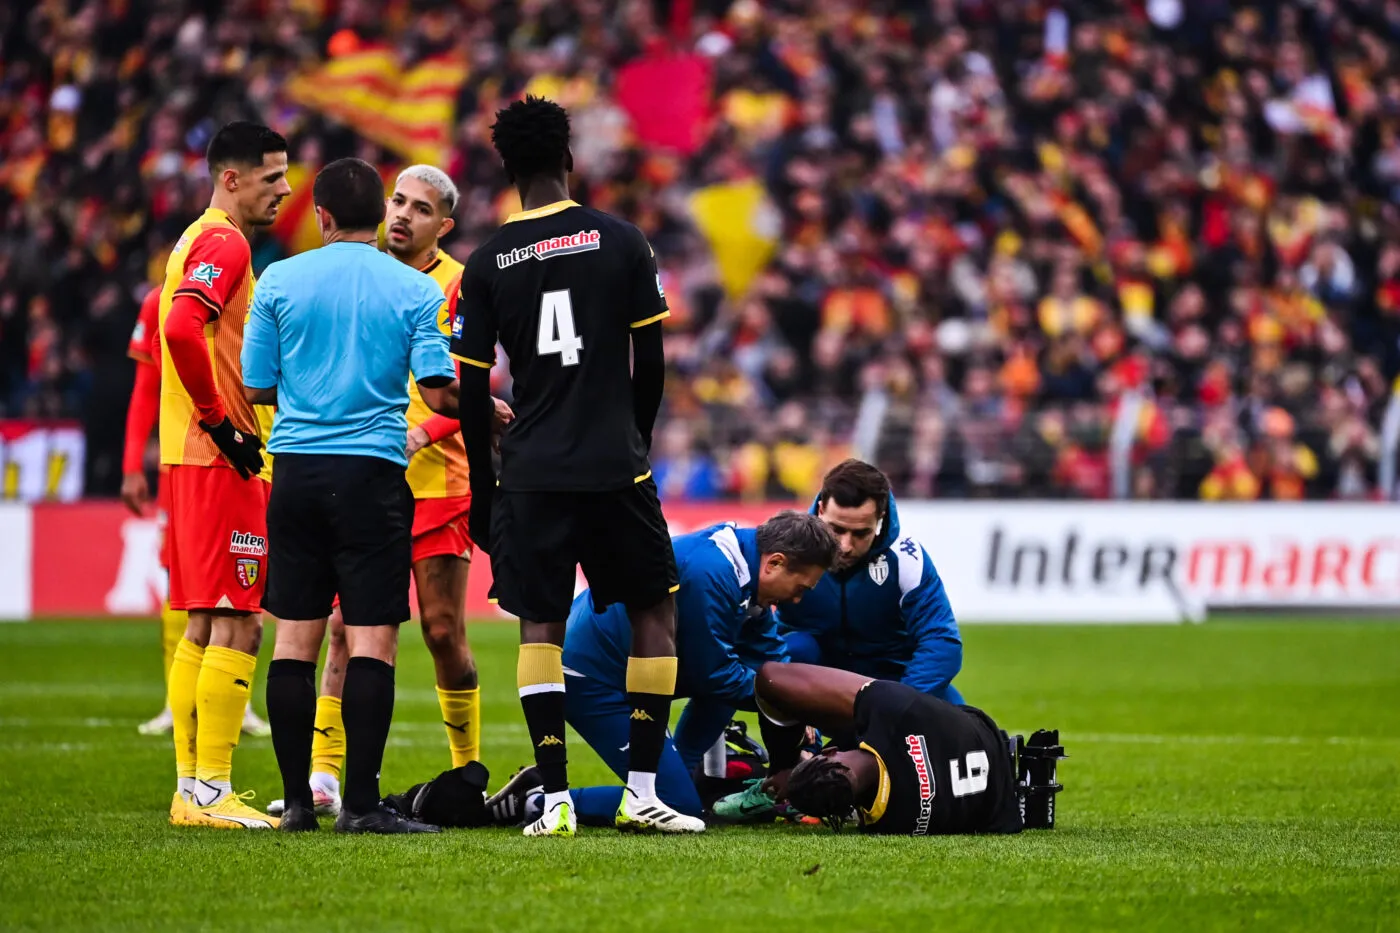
[851,680,1022,836]
[450,200,668,492]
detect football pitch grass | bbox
[1,619,1397,932]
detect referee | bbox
[241,157,457,835]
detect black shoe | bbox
[279,801,320,833]
[485,765,543,827]
[334,804,440,834]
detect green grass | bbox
[1,619,1398,932]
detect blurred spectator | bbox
[4,0,1400,501]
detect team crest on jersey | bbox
[190,262,223,287]
[496,230,601,269]
[869,555,889,585]
[235,558,260,589]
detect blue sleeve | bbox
[672,697,737,772]
[409,283,454,382]
[896,539,963,695]
[735,608,788,671]
[240,273,280,389]
[676,563,759,707]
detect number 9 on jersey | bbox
[538,289,583,367]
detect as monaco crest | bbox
[235,558,260,590]
[868,555,889,586]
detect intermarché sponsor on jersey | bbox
[496,230,601,269]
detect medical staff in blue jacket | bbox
[560,512,835,826]
[778,459,965,704]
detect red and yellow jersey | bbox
[158,207,263,469]
[128,286,161,365]
[405,251,469,500]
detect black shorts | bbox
[264,453,414,627]
[489,477,678,622]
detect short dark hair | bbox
[313,158,386,231]
[818,459,890,514]
[786,756,856,833]
[490,95,571,181]
[755,510,838,570]
[206,121,287,175]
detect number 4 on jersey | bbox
[537,289,583,366]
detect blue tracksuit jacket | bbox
[776,492,965,704]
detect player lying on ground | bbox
[158,121,289,830]
[265,164,513,819]
[728,662,1028,835]
[120,283,269,739]
[518,511,836,829]
[778,459,966,705]
[454,96,683,837]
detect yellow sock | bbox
[160,602,187,687]
[436,686,481,768]
[517,643,564,691]
[311,695,345,781]
[168,639,203,780]
[194,646,256,785]
[625,655,678,696]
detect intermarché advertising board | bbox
[3,500,1398,621]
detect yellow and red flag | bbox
[286,46,467,167]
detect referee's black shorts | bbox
[489,476,678,622]
[264,453,414,627]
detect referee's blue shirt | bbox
[242,241,455,468]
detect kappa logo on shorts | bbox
[229,530,267,556]
[496,230,601,269]
[235,558,260,589]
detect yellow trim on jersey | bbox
[634,470,652,484]
[668,584,680,594]
[505,200,581,223]
[451,352,495,369]
[857,741,891,826]
[629,310,671,329]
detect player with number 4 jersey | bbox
[453,96,687,837]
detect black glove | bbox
[199,417,264,480]
[468,482,494,555]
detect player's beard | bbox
[386,227,417,259]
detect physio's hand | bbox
[120,471,150,516]
[762,768,792,802]
[491,397,514,453]
[406,425,432,457]
[199,417,265,480]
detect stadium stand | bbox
[3,0,1399,502]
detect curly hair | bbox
[490,95,571,181]
[785,755,857,833]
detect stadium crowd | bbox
[3,0,1400,501]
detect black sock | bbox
[625,691,671,779]
[266,659,317,810]
[342,656,395,814]
[520,690,568,793]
